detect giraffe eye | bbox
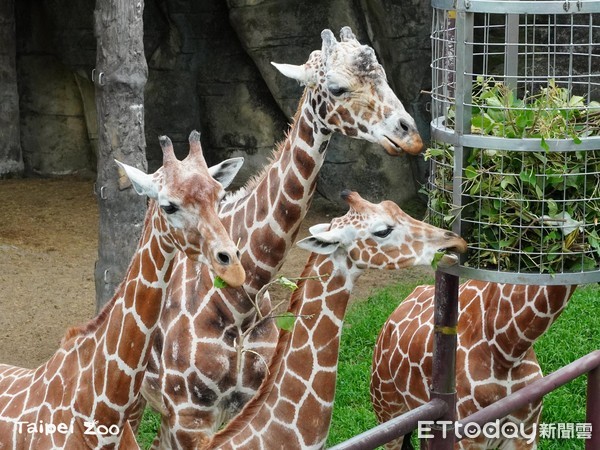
[161,202,179,215]
[373,226,393,238]
[329,85,349,96]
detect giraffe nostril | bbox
[399,120,410,133]
[216,252,231,266]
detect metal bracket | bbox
[99,185,108,200]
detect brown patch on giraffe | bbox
[343,126,358,137]
[4,390,26,418]
[136,285,163,330]
[164,373,187,404]
[249,226,286,270]
[312,370,337,401]
[273,201,302,235]
[45,374,66,407]
[293,148,316,181]
[468,345,492,381]
[105,360,132,406]
[95,400,122,431]
[298,393,330,445]
[93,360,106,398]
[187,372,218,407]
[326,273,346,294]
[266,422,302,448]
[272,397,296,423]
[327,114,341,128]
[313,315,339,355]
[286,345,313,381]
[408,366,428,400]
[117,314,148,367]
[104,306,123,355]
[291,321,309,348]
[279,372,306,404]
[141,248,160,283]
[336,106,355,125]
[297,116,314,148]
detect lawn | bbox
[327,281,600,449]
[137,280,599,449]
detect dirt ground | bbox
[0,177,431,369]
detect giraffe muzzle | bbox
[212,252,246,288]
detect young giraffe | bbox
[370,281,577,449]
[202,191,467,450]
[139,27,424,448]
[0,132,246,449]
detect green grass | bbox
[137,281,599,449]
[327,282,600,449]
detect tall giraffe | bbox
[140,27,424,448]
[370,281,577,449]
[0,132,246,449]
[203,191,467,449]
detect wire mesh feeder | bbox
[428,0,600,284]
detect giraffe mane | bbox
[209,252,321,446]
[223,88,310,203]
[60,294,119,346]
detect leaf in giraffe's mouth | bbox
[432,249,460,270]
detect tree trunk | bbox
[0,0,23,178]
[94,0,148,310]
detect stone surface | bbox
[0,0,23,177]
[9,0,432,205]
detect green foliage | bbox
[213,276,228,288]
[137,408,160,449]
[275,311,297,332]
[428,79,600,273]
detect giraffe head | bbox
[272,26,423,156]
[298,190,467,270]
[116,131,246,287]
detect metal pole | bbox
[425,267,460,449]
[328,399,447,450]
[586,365,600,450]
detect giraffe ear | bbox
[208,157,244,189]
[115,160,159,199]
[308,223,331,235]
[297,227,352,255]
[271,62,316,87]
[296,235,340,255]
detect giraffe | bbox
[370,281,577,449]
[139,26,425,449]
[202,190,467,450]
[0,131,246,449]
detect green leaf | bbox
[431,251,446,270]
[464,166,478,180]
[276,312,296,332]
[277,276,298,291]
[540,136,550,152]
[213,276,228,289]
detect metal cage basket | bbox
[428,0,600,284]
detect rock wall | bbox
[8,0,433,205]
[0,0,23,177]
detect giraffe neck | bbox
[67,202,177,442]
[220,89,332,294]
[208,252,358,449]
[484,283,576,364]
